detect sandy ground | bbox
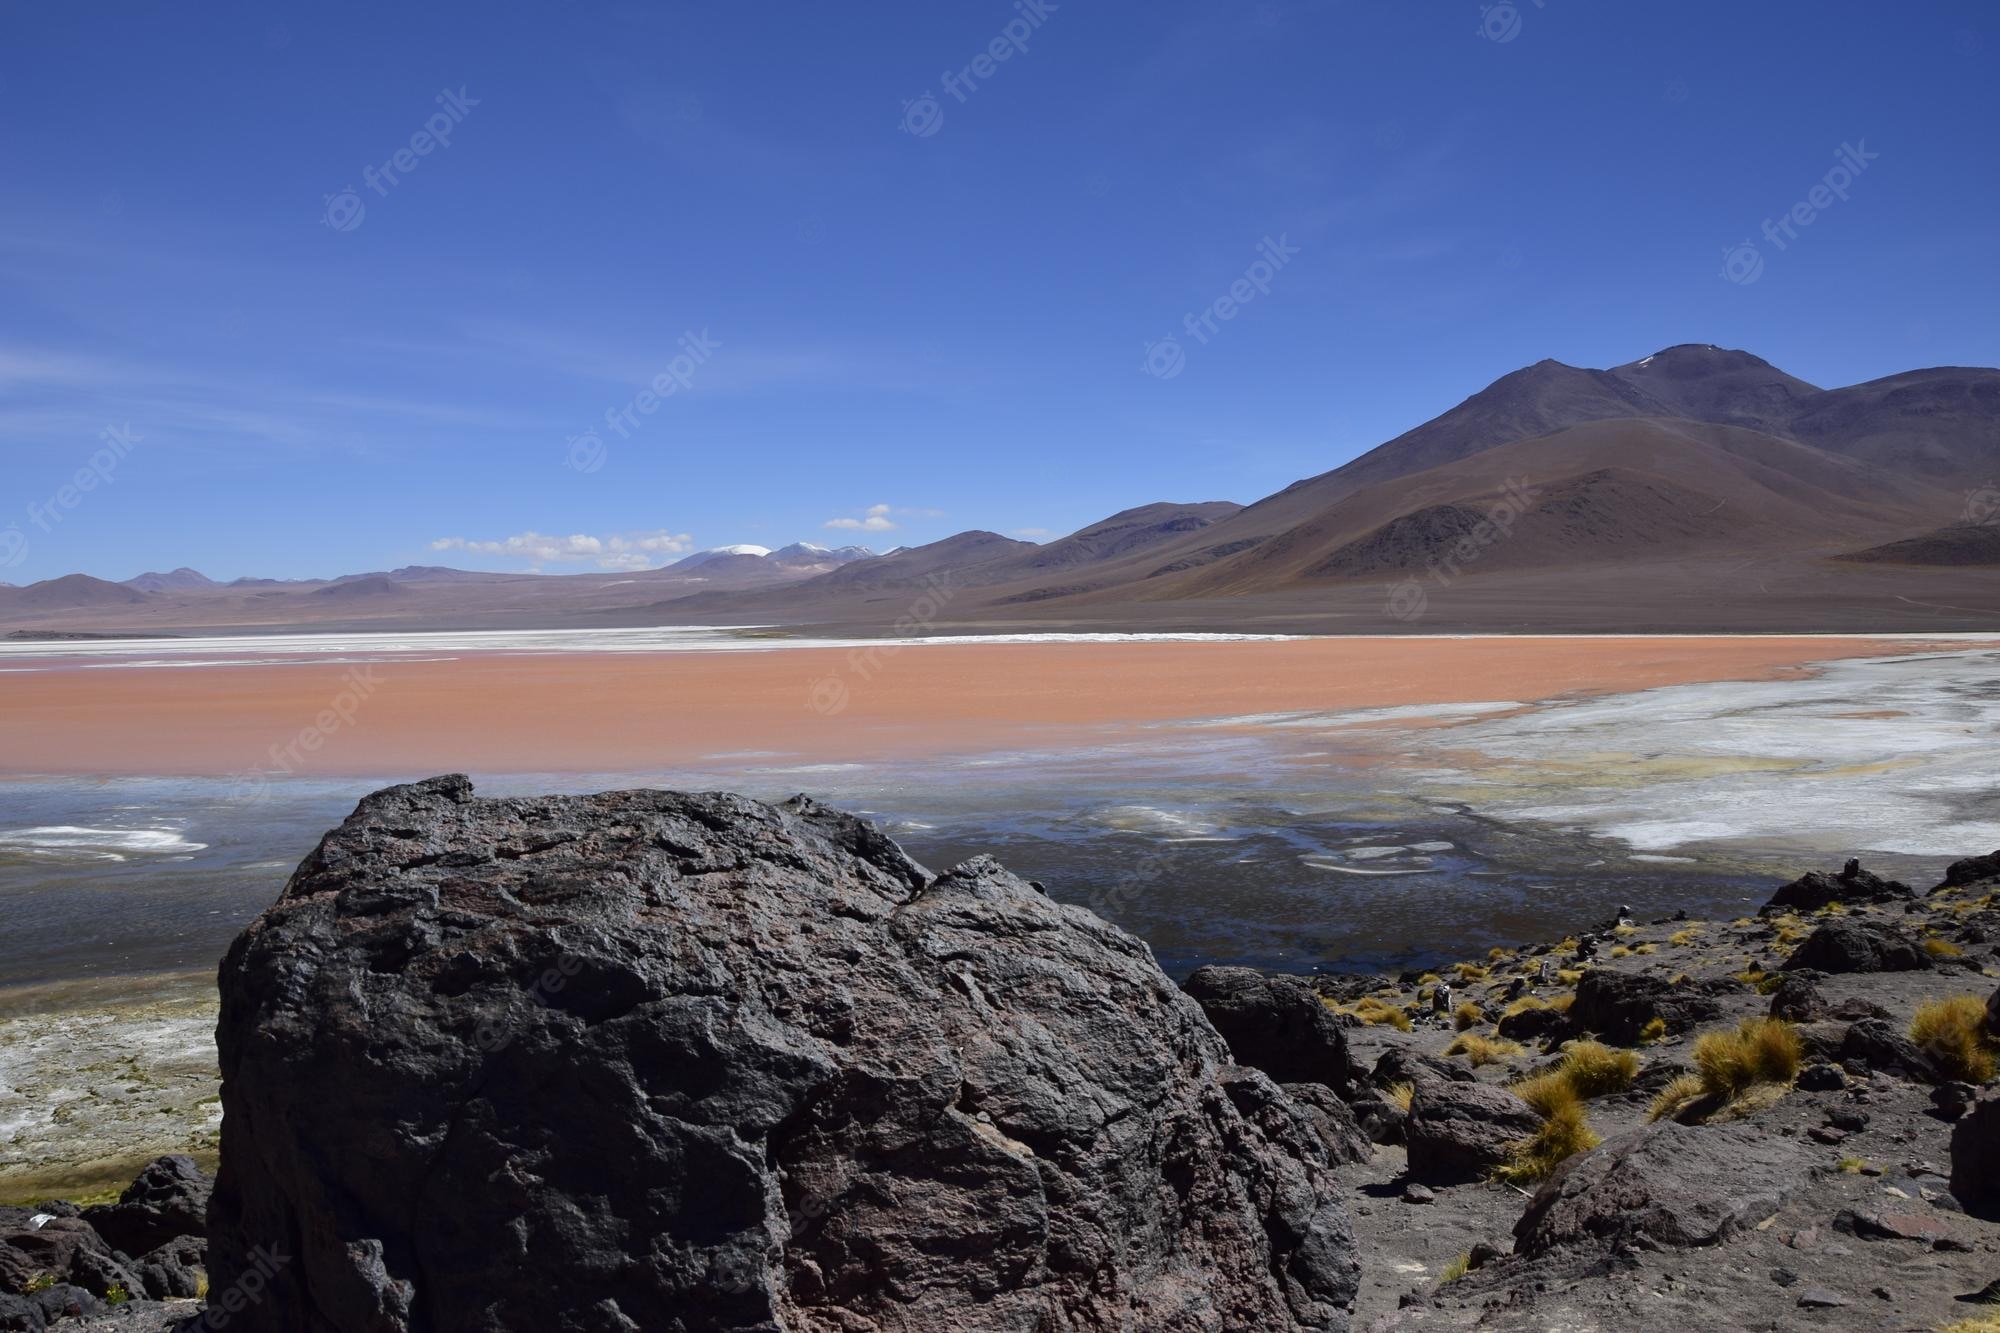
[0,635,1959,779]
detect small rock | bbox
[1798,1062,1846,1091]
[1808,1126,1848,1146]
[1771,1266,1801,1286]
[1796,1287,1850,1309]
[1827,1108,1868,1132]
[1933,1082,1978,1120]
[1402,1183,1436,1205]
[1871,1285,1892,1300]
[1834,1208,1952,1243]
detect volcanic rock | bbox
[1404,1081,1540,1184]
[80,1156,209,1260]
[1952,1095,2000,1216]
[1513,1122,1805,1256]
[205,776,1359,1332]
[1767,969,1829,1022]
[1184,965,1365,1094]
[1783,919,1934,974]
[1764,859,1914,912]
[1566,969,1721,1044]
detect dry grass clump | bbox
[1558,1040,1642,1097]
[1638,1016,1668,1044]
[1769,914,1811,948]
[1819,901,1848,916]
[1502,995,1550,1018]
[1646,1072,1707,1123]
[1386,1081,1414,1113]
[1609,945,1632,959]
[1938,1319,2000,1333]
[1487,946,1514,963]
[1631,943,1658,955]
[1437,1252,1470,1284]
[1547,992,1575,1014]
[1444,1032,1523,1067]
[1835,1156,1866,1174]
[1910,995,1998,1083]
[1348,996,1414,1031]
[1454,961,1490,982]
[1693,1017,1802,1099]
[1453,1001,1484,1032]
[1668,928,1702,946]
[1924,937,1965,959]
[1492,1097,1600,1185]
[1556,968,1585,986]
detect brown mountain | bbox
[0,574,152,611]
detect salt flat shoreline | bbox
[0,633,1967,779]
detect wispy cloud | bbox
[429,529,694,571]
[823,503,944,532]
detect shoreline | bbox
[0,634,1964,779]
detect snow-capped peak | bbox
[707,544,772,557]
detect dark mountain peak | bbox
[124,567,215,592]
[1,573,152,610]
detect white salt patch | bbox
[0,826,207,862]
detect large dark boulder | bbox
[1988,985,2000,1041]
[1566,970,1721,1044]
[1841,1018,1945,1083]
[1404,1081,1540,1184]
[1280,1083,1374,1166]
[1183,966,1364,1094]
[1938,849,2000,891]
[1763,858,1913,913]
[1953,1095,2000,1216]
[81,1155,210,1259]
[1514,1122,1804,1256]
[0,1215,139,1301]
[1783,918,1933,973]
[1766,969,1828,1022]
[207,776,1358,1332]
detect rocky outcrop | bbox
[1183,965,1365,1094]
[1783,918,1933,973]
[0,1214,138,1305]
[1566,970,1721,1044]
[1763,858,1913,912]
[1404,1081,1539,1184]
[1952,1095,2000,1216]
[1988,984,2000,1041]
[80,1156,209,1260]
[1939,850,2000,890]
[1513,1123,1804,1256]
[1280,1083,1375,1166]
[1766,969,1828,1022]
[206,777,1359,1332]
[1840,1018,1945,1083]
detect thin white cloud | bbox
[823,503,943,532]
[430,529,694,571]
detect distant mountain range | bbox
[7,345,1998,635]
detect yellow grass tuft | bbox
[1444,1032,1523,1067]
[1438,1252,1470,1284]
[1669,928,1702,946]
[1632,943,1658,955]
[1835,1156,1866,1174]
[1453,1000,1484,1032]
[1492,1099,1600,1185]
[1819,901,1848,916]
[1487,946,1513,962]
[1386,1081,1414,1113]
[1348,996,1414,1031]
[1646,1071,1708,1123]
[1692,1017,1801,1100]
[1638,1016,1668,1044]
[1924,937,1965,959]
[1548,992,1575,1014]
[1502,995,1550,1018]
[1510,1070,1581,1119]
[1454,961,1490,982]
[1609,945,1632,959]
[1556,968,1584,986]
[1558,1040,1642,1097]
[1938,1318,2000,1333]
[1910,995,1998,1083]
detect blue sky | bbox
[2,0,1996,582]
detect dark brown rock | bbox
[1405,1081,1540,1184]
[1184,966,1365,1095]
[1767,970,1828,1022]
[1281,1082,1375,1166]
[1765,859,1914,912]
[1514,1122,1805,1256]
[1567,969,1721,1044]
[1952,1095,2000,1216]
[207,777,1359,1332]
[1783,918,1933,973]
[0,1216,139,1302]
[1938,849,2000,890]
[80,1155,209,1260]
[1841,1018,1945,1083]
